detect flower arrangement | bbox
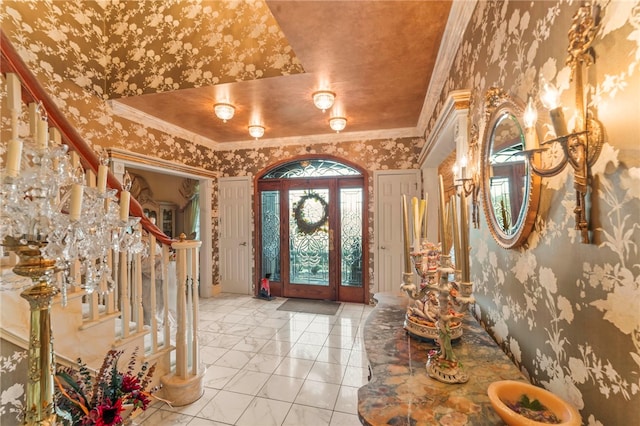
[54,348,156,426]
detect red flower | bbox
[94,398,124,426]
[121,374,141,392]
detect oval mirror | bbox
[480,88,540,249]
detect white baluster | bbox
[149,234,158,353]
[120,250,130,338]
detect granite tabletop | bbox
[357,292,527,426]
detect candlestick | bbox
[97,164,108,194]
[438,175,448,252]
[421,196,428,240]
[69,184,83,221]
[451,195,460,270]
[120,190,131,222]
[37,118,48,149]
[402,194,411,274]
[6,139,23,178]
[412,196,421,252]
[460,189,470,282]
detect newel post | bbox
[160,233,205,406]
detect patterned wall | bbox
[1,0,639,425]
[422,2,639,424]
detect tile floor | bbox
[135,293,373,426]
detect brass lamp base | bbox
[3,237,60,425]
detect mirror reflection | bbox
[488,113,527,235]
[480,88,540,249]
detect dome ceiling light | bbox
[248,124,265,140]
[312,90,335,112]
[329,116,347,133]
[214,103,235,122]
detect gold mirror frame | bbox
[480,88,540,249]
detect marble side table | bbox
[358,292,527,425]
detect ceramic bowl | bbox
[487,380,581,426]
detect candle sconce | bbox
[522,2,604,244]
[453,125,481,229]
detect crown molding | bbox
[107,147,219,179]
[108,100,220,149]
[109,98,422,151]
[416,0,476,137]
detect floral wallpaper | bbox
[422,1,640,424]
[1,0,639,424]
[0,339,27,425]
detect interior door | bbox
[375,170,420,293]
[219,177,251,294]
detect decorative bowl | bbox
[404,314,462,341]
[487,380,581,426]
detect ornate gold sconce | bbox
[453,125,480,229]
[523,2,604,244]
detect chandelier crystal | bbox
[312,90,335,112]
[329,116,347,133]
[248,124,265,139]
[214,103,235,122]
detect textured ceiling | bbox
[112,1,453,146]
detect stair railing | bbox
[1,28,204,415]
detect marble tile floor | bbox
[134,293,373,426]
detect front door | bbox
[256,159,366,303]
[285,180,334,300]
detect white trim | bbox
[107,148,216,298]
[199,179,214,298]
[419,90,471,166]
[416,0,476,136]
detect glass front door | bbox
[257,162,365,302]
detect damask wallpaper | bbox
[423,1,639,425]
[1,0,639,425]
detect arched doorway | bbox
[255,157,368,303]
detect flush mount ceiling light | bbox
[312,90,336,112]
[329,116,347,133]
[248,124,265,140]
[213,103,235,122]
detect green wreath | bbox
[293,192,329,235]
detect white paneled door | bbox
[219,177,252,294]
[374,170,420,294]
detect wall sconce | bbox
[453,126,480,229]
[329,116,347,133]
[248,124,265,140]
[213,102,235,122]
[523,2,604,244]
[312,90,335,112]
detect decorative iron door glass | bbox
[289,188,330,286]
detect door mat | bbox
[276,298,341,316]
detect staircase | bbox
[0,29,204,424]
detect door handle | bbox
[329,229,334,252]
[239,242,247,246]
[380,246,386,250]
